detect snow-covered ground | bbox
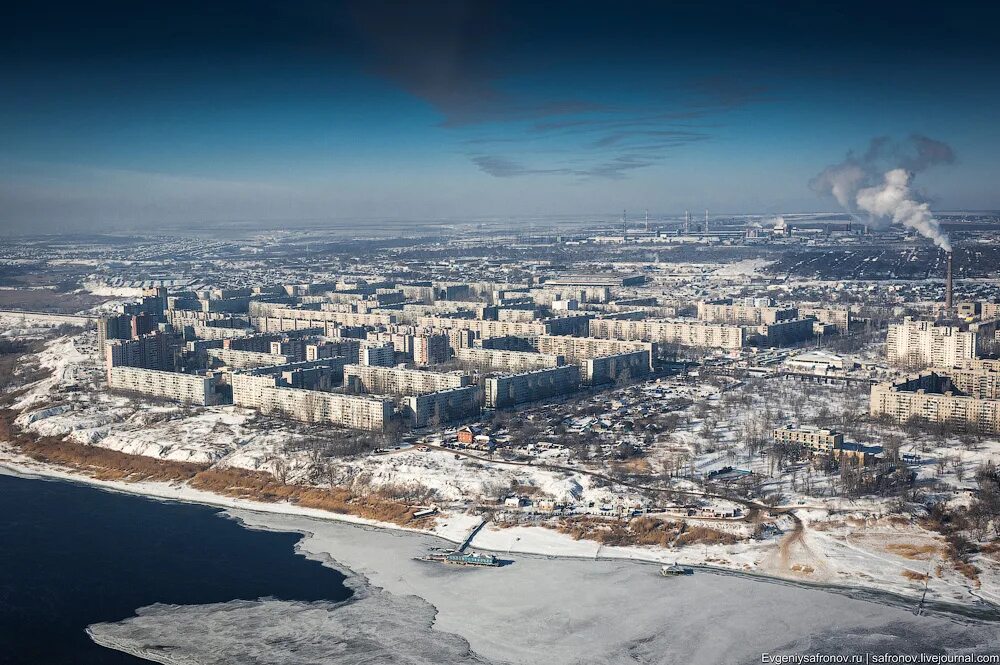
[3,328,999,611]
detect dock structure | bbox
[425,551,500,567]
[457,519,487,552]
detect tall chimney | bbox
[945,251,954,311]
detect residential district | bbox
[1,213,999,610]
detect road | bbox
[421,442,801,518]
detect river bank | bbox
[92,505,1000,665]
[4,456,1000,664]
[3,445,999,617]
[0,472,352,664]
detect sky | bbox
[1,0,999,231]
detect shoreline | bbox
[3,450,998,623]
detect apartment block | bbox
[254,308,396,332]
[191,324,255,340]
[588,318,744,350]
[484,365,580,408]
[413,333,450,366]
[886,317,977,368]
[870,372,1000,434]
[455,347,564,374]
[497,308,539,323]
[583,349,651,386]
[772,426,844,454]
[307,338,362,364]
[417,314,592,339]
[270,339,307,361]
[344,364,470,396]
[367,331,414,356]
[544,286,612,305]
[450,327,479,349]
[105,331,178,380]
[532,335,655,368]
[698,299,797,325]
[403,385,482,427]
[798,307,851,333]
[361,343,396,367]
[207,348,290,370]
[751,318,816,346]
[109,367,219,405]
[231,372,393,431]
[97,314,156,349]
[932,364,1000,399]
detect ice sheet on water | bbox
[88,589,496,665]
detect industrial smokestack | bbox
[945,251,954,311]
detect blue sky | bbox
[1,0,999,231]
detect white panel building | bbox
[109,367,219,405]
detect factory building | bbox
[957,301,1000,320]
[484,365,580,408]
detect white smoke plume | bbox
[811,163,866,210]
[810,135,954,250]
[856,169,951,252]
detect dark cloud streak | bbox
[348,2,771,180]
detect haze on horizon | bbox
[2,0,999,233]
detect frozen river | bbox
[3,471,998,664]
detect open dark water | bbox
[0,473,351,664]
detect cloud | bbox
[469,155,570,178]
[349,3,767,181]
[470,153,660,180]
[591,130,711,149]
[574,155,655,179]
[348,1,600,126]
